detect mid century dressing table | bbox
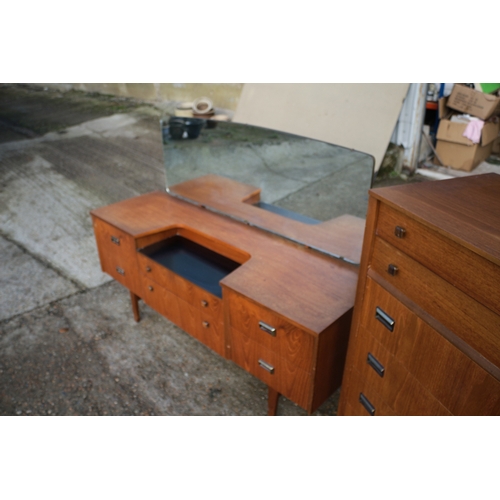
[91,120,374,415]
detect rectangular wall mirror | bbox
[160,116,375,265]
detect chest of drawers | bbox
[338,173,500,416]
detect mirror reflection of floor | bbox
[163,120,374,220]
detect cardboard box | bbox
[447,84,500,120]
[492,136,500,155]
[434,119,500,171]
[438,96,452,119]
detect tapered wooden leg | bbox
[268,386,280,416]
[130,291,140,322]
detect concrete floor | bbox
[0,84,347,416]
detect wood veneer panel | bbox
[169,175,365,264]
[311,309,352,412]
[141,275,225,357]
[337,195,380,416]
[230,329,313,411]
[340,368,397,416]
[91,191,359,335]
[226,290,315,372]
[92,217,142,296]
[370,173,500,265]
[409,322,500,416]
[370,236,500,370]
[377,203,500,317]
[360,277,420,363]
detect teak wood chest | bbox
[338,173,500,416]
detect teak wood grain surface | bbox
[338,173,500,416]
[91,189,359,335]
[169,174,366,264]
[91,178,363,414]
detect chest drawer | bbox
[370,236,500,370]
[360,277,419,363]
[340,368,396,416]
[408,322,500,415]
[377,203,500,317]
[355,296,500,415]
[348,326,452,415]
[350,364,451,416]
[92,217,142,295]
[230,330,312,409]
[226,290,315,372]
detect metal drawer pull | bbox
[116,266,125,275]
[145,266,151,272]
[375,307,395,332]
[202,321,210,328]
[148,285,154,291]
[258,359,275,374]
[201,300,208,307]
[395,226,406,238]
[359,393,375,416]
[387,263,399,276]
[111,236,120,245]
[259,321,276,336]
[367,352,385,377]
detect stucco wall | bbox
[39,83,244,112]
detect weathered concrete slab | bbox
[0,281,339,416]
[0,113,165,289]
[0,235,79,321]
[0,84,144,136]
[0,152,112,288]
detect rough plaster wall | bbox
[38,83,244,111]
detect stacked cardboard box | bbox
[435,84,500,171]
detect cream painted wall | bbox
[234,83,409,171]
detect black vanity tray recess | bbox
[138,235,241,298]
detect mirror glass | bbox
[160,116,374,263]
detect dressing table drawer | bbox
[92,217,142,295]
[137,252,223,315]
[230,330,312,409]
[141,275,225,356]
[226,291,315,372]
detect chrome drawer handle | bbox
[202,321,210,328]
[359,393,375,416]
[111,236,120,245]
[148,285,154,291]
[387,264,399,276]
[258,359,275,374]
[145,266,151,272]
[395,226,406,238]
[375,307,395,332]
[259,321,276,337]
[116,266,125,275]
[367,352,385,377]
[201,300,208,307]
